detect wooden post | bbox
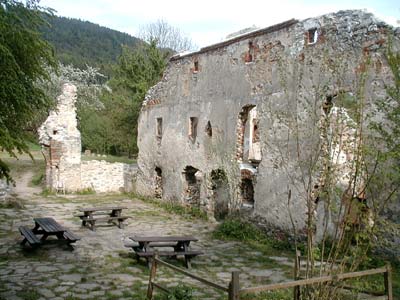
[229,271,240,300]
[293,250,301,300]
[384,263,393,300]
[146,254,158,300]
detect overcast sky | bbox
[40,0,399,49]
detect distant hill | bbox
[40,15,141,75]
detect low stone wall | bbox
[80,160,137,193]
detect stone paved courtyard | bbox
[0,163,294,300]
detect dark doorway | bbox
[183,166,201,206]
[241,178,254,207]
[210,169,229,220]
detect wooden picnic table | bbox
[77,206,129,231]
[19,217,79,248]
[126,235,203,268]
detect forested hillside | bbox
[40,15,140,75]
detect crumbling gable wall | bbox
[39,83,136,193]
[136,10,399,232]
[39,83,82,191]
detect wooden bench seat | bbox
[63,230,80,243]
[81,216,130,230]
[135,250,203,268]
[19,226,41,247]
[125,242,178,248]
[75,212,114,218]
[135,250,203,257]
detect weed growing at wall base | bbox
[76,188,96,195]
[212,217,299,253]
[130,193,208,220]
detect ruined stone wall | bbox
[39,83,136,193]
[39,83,82,191]
[137,10,399,231]
[81,161,136,193]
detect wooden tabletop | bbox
[129,236,198,243]
[34,217,65,233]
[78,206,127,212]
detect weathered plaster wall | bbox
[137,10,399,232]
[39,83,136,193]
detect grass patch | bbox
[132,193,208,220]
[212,217,295,253]
[357,256,400,298]
[0,198,24,209]
[82,154,136,164]
[239,288,292,300]
[40,188,57,197]
[76,188,96,195]
[16,289,41,300]
[30,172,44,186]
[154,284,196,300]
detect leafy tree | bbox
[0,0,56,182]
[78,41,166,157]
[138,19,196,53]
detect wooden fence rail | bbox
[147,255,229,300]
[146,255,393,300]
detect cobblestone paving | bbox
[0,192,294,300]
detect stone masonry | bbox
[39,83,136,193]
[136,10,400,233]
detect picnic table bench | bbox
[19,217,80,248]
[126,236,203,268]
[77,206,129,231]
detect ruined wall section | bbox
[137,10,399,231]
[39,83,136,193]
[81,161,136,193]
[39,83,82,190]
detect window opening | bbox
[205,121,212,137]
[252,118,259,143]
[307,28,318,44]
[189,117,198,141]
[245,41,254,63]
[156,117,162,139]
[323,95,334,115]
[154,167,163,198]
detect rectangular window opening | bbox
[307,28,318,44]
[189,117,198,141]
[156,117,163,139]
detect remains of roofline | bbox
[170,18,299,61]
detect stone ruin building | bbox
[136,10,400,234]
[39,83,136,193]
